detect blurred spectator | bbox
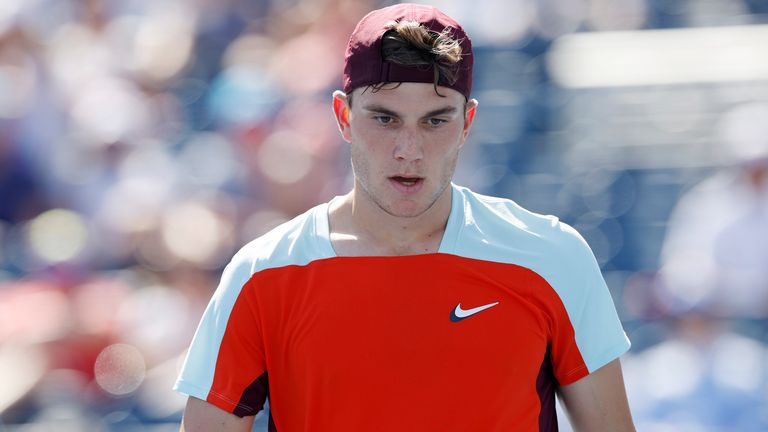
[621,312,767,432]
[659,102,768,319]
[633,100,768,431]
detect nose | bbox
[393,128,423,162]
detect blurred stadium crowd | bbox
[1,0,767,431]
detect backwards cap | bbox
[342,3,473,99]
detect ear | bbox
[461,98,478,143]
[332,90,352,143]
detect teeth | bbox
[395,177,418,186]
[392,176,420,187]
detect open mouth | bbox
[390,176,423,187]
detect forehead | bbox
[351,82,465,113]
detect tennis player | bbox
[175,3,635,431]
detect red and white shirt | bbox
[174,184,630,431]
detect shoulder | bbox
[450,185,594,268]
[454,184,581,245]
[228,202,333,277]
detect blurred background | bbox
[1,0,767,430]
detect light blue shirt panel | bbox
[441,185,631,374]
[174,204,335,398]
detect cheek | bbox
[351,128,394,158]
[350,136,386,175]
[424,128,464,156]
[352,124,389,144]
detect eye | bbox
[373,115,395,125]
[426,118,447,127]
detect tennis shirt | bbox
[174,184,631,431]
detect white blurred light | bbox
[105,15,141,53]
[0,64,35,118]
[659,253,718,311]
[643,341,703,399]
[132,6,195,82]
[27,209,88,263]
[711,334,765,392]
[118,143,178,188]
[161,201,229,266]
[97,145,177,233]
[179,132,240,187]
[548,25,768,88]
[70,77,151,144]
[94,343,146,396]
[15,0,75,41]
[117,285,190,360]
[719,102,768,161]
[472,0,535,44]
[0,343,46,412]
[48,24,112,101]
[99,177,168,234]
[0,0,22,36]
[423,0,535,44]
[257,129,313,184]
[223,34,275,69]
[269,31,341,96]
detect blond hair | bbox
[374,20,463,97]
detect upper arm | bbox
[174,253,269,416]
[181,396,255,432]
[557,358,636,432]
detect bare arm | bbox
[180,396,255,432]
[557,358,636,432]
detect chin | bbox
[381,199,433,218]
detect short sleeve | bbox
[173,252,269,417]
[548,222,631,386]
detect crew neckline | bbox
[314,184,463,257]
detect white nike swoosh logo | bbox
[450,301,499,322]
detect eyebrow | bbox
[362,104,459,118]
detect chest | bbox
[255,255,560,384]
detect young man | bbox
[175,4,635,431]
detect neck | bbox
[329,185,453,256]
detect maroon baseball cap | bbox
[342,3,473,99]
